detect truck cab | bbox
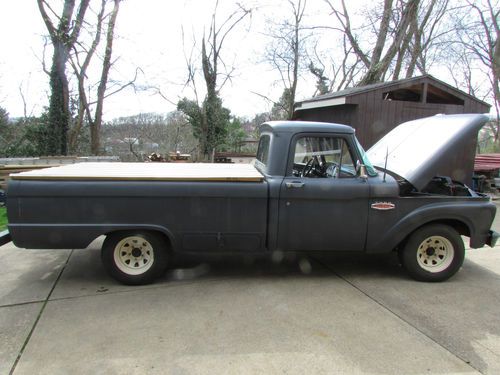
[256,121,376,253]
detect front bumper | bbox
[486,230,499,248]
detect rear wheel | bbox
[102,231,169,285]
[399,224,464,282]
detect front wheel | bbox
[102,231,169,285]
[399,224,465,282]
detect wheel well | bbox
[395,219,470,252]
[422,219,471,237]
[104,229,172,249]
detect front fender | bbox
[366,200,496,253]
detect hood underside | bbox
[366,114,489,191]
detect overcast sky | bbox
[0,1,495,122]
[1,0,332,121]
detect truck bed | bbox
[10,162,264,182]
[7,167,268,251]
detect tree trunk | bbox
[371,0,393,66]
[47,42,70,155]
[288,12,300,120]
[492,30,500,123]
[69,0,106,153]
[38,0,90,155]
[393,16,415,80]
[201,37,216,159]
[359,0,420,85]
[406,12,423,78]
[91,0,120,155]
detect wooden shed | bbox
[293,75,490,148]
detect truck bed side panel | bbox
[7,180,268,252]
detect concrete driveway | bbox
[1,211,500,374]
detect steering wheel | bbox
[301,156,320,177]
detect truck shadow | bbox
[57,247,410,290]
[52,248,405,299]
[166,251,405,282]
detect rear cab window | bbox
[255,134,271,172]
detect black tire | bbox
[399,224,465,282]
[102,231,169,285]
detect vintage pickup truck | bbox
[1,114,497,285]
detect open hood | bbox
[366,114,489,191]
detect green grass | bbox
[0,206,7,231]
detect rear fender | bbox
[8,223,177,250]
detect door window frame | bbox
[285,133,360,178]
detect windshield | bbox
[355,138,378,177]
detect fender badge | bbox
[371,202,395,211]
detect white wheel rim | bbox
[416,235,454,273]
[113,236,154,276]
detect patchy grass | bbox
[0,207,7,231]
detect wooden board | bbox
[10,162,264,182]
[1,165,60,190]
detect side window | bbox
[256,134,271,170]
[292,136,356,178]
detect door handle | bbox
[286,181,305,188]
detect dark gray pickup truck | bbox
[2,114,497,284]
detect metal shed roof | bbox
[295,75,491,111]
[475,154,500,172]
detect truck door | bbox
[278,134,370,252]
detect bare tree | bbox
[449,0,499,143]
[18,80,33,119]
[67,0,127,155]
[68,0,107,152]
[467,0,499,118]
[323,0,421,85]
[309,34,364,94]
[308,60,329,96]
[91,0,121,155]
[39,0,127,155]
[37,0,90,155]
[318,0,461,88]
[403,0,450,78]
[178,1,251,159]
[447,53,487,98]
[264,0,308,119]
